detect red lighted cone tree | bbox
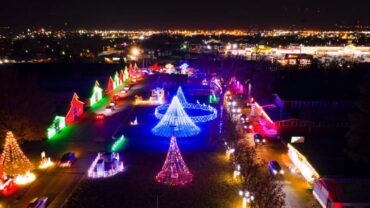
[1,131,34,176]
[156,136,192,186]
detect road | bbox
[253,140,320,208]
[234,112,321,207]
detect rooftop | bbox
[291,137,370,178]
[318,178,370,203]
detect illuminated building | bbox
[287,143,319,188]
[313,179,370,208]
[65,93,84,125]
[89,81,103,106]
[47,116,66,139]
[87,152,124,179]
[106,76,114,94]
[47,93,84,139]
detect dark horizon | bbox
[1,0,369,30]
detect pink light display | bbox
[156,136,192,186]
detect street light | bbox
[233,163,240,179]
[239,189,254,208]
[131,47,140,56]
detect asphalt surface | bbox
[254,141,321,208]
[238,128,321,208]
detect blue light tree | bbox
[152,96,200,137]
[176,86,188,105]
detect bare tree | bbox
[236,142,262,186]
[235,139,285,208]
[347,72,370,164]
[251,171,285,208]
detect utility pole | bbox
[156,194,159,208]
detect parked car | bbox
[105,105,115,112]
[243,121,253,130]
[268,160,284,175]
[253,133,266,144]
[240,114,248,122]
[95,113,105,120]
[26,197,48,208]
[59,152,76,167]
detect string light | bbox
[87,152,124,179]
[156,136,192,186]
[155,87,217,123]
[47,116,66,139]
[1,132,34,181]
[135,88,165,105]
[90,81,103,106]
[111,135,126,152]
[152,96,200,137]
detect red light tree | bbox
[156,136,192,186]
[106,76,114,94]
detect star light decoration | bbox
[156,136,192,186]
[152,96,200,137]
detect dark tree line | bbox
[347,71,370,164]
[0,69,54,142]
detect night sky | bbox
[1,0,369,29]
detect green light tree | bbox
[347,72,370,163]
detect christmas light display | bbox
[0,156,2,176]
[106,76,114,94]
[155,87,217,123]
[114,72,120,88]
[65,93,84,125]
[130,117,138,126]
[129,64,134,76]
[90,81,103,107]
[1,132,35,184]
[111,135,126,152]
[156,136,192,186]
[87,152,124,179]
[176,86,188,105]
[209,92,220,104]
[14,171,36,185]
[0,177,13,192]
[135,88,165,105]
[152,96,200,137]
[124,66,130,83]
[119,70,125,85]
[47,116,66,139]
[39,151,54,169]
[287,144,319,188]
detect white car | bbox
[26,197,48,208]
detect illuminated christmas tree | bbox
[152,96,200,137]
[156,136,192,186]
[1,132,34,177]
[176,86,188,105]
[0,155,3,177]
